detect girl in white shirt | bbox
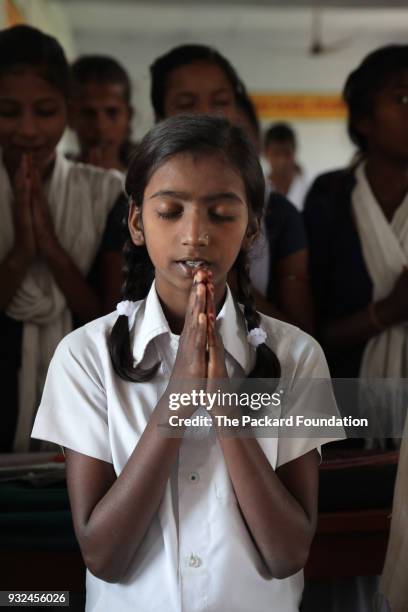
[33,114,340,611]
[0,25,124,452]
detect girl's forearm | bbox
[320,297,398,350]
[0,246,32,310]
[43,243,102,322]
[216,434,316,579]
[73,398,184,583]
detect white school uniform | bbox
[32,283,341,612]
[0,150,124,451]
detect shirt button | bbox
[188,554,202,568]
[189,471,200,483]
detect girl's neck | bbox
[364,155,408,220]
[269,167,297,196]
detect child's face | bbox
[0,68,67,173]
[359,69,408,161]
[162,60,239,124]
[130,152,249,307]
[71,81,130,152]
[265,141,296,176]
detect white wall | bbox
[57,2,408,179]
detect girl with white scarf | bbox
[0,25,124,452]
[304,45,408,612]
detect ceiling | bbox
[64,0,408,6]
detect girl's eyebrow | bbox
[149,190,245,205]
[202,192,245,205]
[149,190,190,200]
[0,96,59,104]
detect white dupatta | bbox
[353,163,408,612]
[0,151,123,450]
[352,163,408,440]
[352,163,408,379]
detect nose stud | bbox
[199,233,209,245]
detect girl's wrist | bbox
[10,243,34,268]
[374,298,397,328]
[39,233,61,260]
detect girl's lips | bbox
[176,261,211,278]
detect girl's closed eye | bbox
[0,106,19,119]
[35,103,60,117]
[156,205,183,219]
[156,206,237,222]
[212,95,234,109]
[0,102,19,118]
[210,207,236,221]
[173,95,196,112]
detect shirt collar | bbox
[131,282,171,364]
[217,285,252,372]
[131,282,252,372]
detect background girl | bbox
[150,43,314,333]
[32,115,340,611]
[0,25,124,451]
[304,45,408,380]
[303,44,408,612]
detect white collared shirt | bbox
[32,283,340,612]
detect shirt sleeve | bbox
[276,333,345,468]
[31,329,112,463]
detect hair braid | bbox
[108,218,158,382]
[235,250,260,331]
[235,251,281,381]
[122,239,154,301]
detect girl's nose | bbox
[94,111,110,135]
[18,110,38,140]
[195,99,213,115]
[181,212,209,247]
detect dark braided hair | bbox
[108,114,281,382]
[235,251,281,379]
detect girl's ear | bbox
[128,202,145,246]
[355,115,372,140]
[242,218,260,251]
